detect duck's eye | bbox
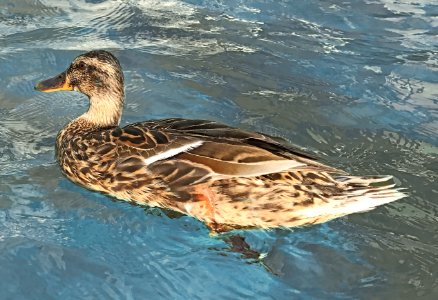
[77,62,86,70]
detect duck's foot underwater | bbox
[223,235,261,260]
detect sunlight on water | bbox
[0,0,437,299]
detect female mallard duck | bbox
[35,50,405,233]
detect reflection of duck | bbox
[35,50,406,233]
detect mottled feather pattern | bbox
[56,117,405,231]
[37,50,406,233]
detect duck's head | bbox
[35,50,125,126]
[35,50,124,98]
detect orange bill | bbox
[34,71,73,92]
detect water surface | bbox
[0,0,437,299]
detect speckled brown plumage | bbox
[35,50,406,233]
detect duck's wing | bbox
[91,118,343,191]
[144,118,343,171]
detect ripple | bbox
[1,0,437,299]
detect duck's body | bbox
[37,50,406,233]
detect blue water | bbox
[1,0,437,299]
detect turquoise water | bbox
[1,0,437,299]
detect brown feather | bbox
[35,50,406,234]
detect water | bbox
[0,0,437,299]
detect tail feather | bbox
[336,175,394,185]
[211,171,407,230]
[297,175,407,221]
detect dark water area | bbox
[0,0,437,299]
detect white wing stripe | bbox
[143,141,203,165]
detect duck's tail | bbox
[205,172,407,231]
[294,175,407,225]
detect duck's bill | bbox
[34,71,73,92]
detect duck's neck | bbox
[80,92,124,128]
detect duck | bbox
[35,50,406,234]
